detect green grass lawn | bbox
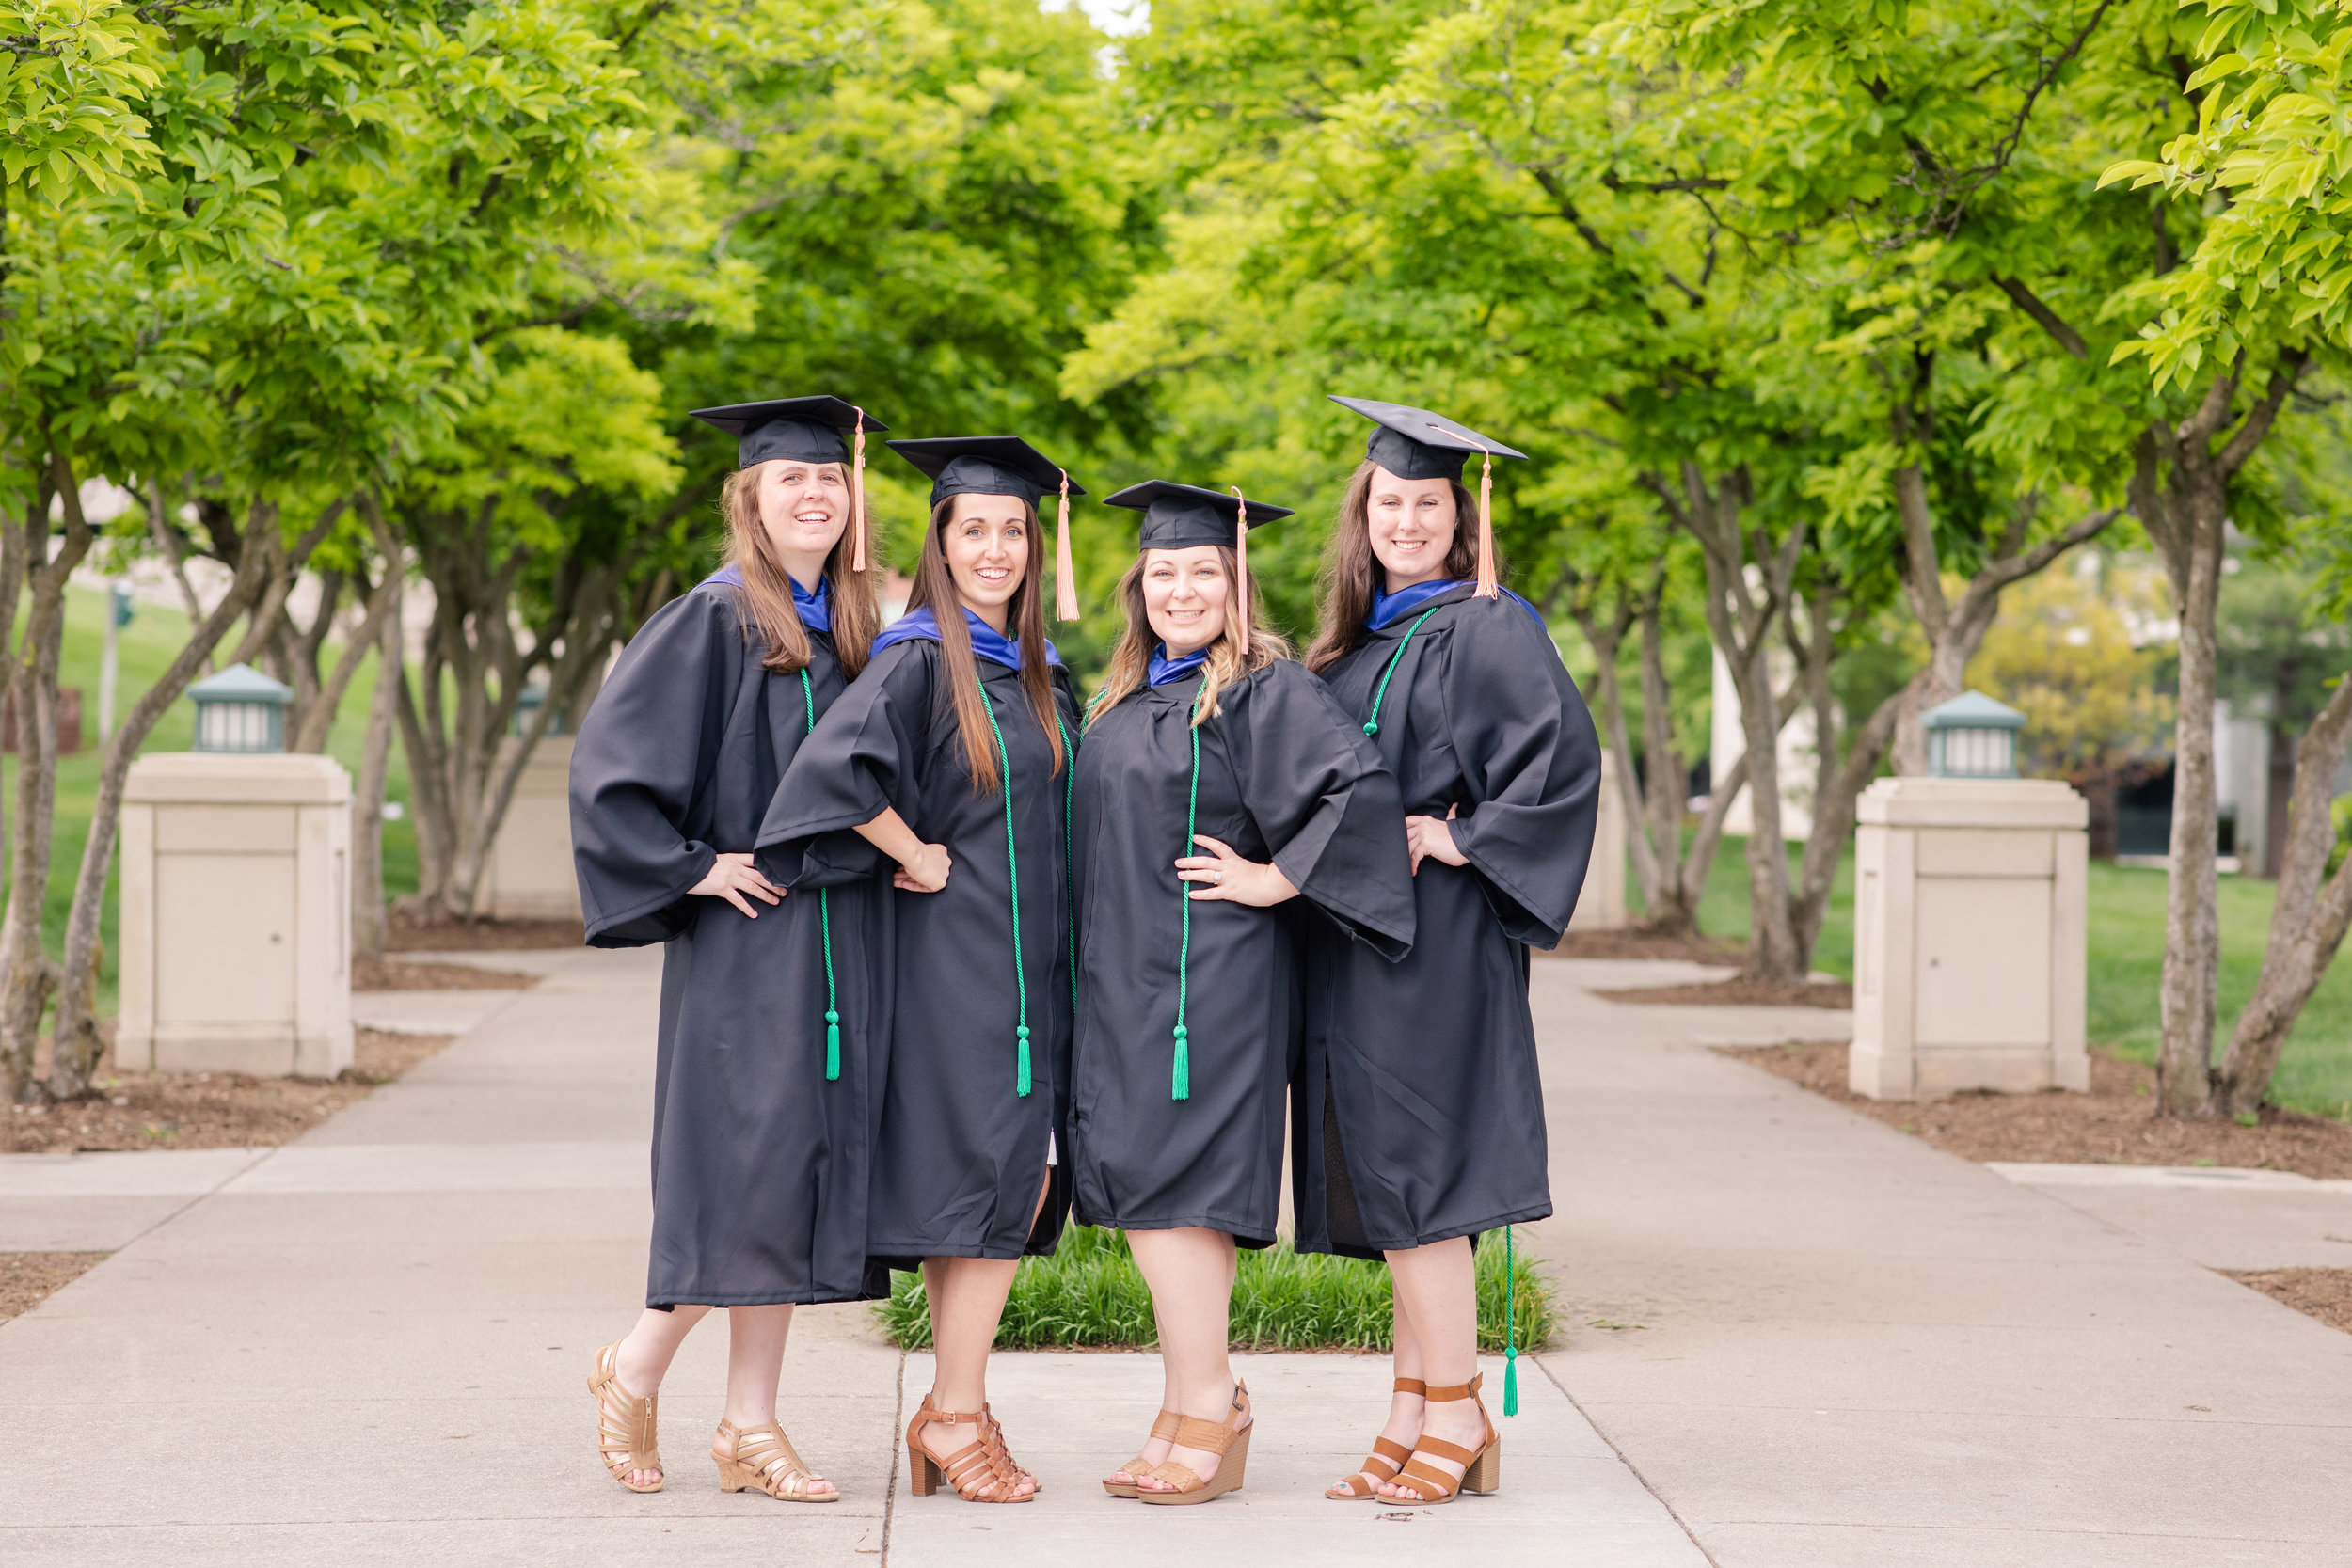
[4,583,418,1014]
[1679,834,2352,1119]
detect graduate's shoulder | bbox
[1225,654,1362,734]
[1436,587,1563,664]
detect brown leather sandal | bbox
[588,1342,664,1493]
[985,1401,1041,1494]
[1327,1377,1424,1499]
[905,1393,1035,1503]
[1388,1373,1500,1504]
[1104,1409,1181,1497]
[1137,1383,1251,1507]
[715,1418,838,1502]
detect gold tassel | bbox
[850,406,868,574]
[1230,486,1249,656]
[1056,468,1080,622]
[1473,444,1497,599]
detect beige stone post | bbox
[1850,777,2088,1101]
[1569,749,1629,931]
[479,736,583,921]
[118,753,353,1077]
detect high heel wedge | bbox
[904,1393,1035,1503]
[1104,1409,1181,1497]
[1327,1377,1423,1499]
[1136,1383,1251,1507]
[1388,1372,1500,1504]
[714,1418,838,1502]
[588,1342,664,1493]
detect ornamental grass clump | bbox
[875,1227,1557,1354]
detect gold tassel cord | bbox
[1473,443,1497,599]
[850,406,869,574]
[1056,468,1080,623]
[1230,486,1249,656]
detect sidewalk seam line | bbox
[880,1344,905,1565]
[1537,1353,1720,1566]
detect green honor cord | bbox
[1170,693,1201,1101]
[797,669,840,1082]
[1503,1225,1518,1416]
[1360,608,1440,738]
[978,674,1032,1097]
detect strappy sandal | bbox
[985,1401,1041,1494]
[715,1418,838,1502]
[905,1392,1035,1503]
[588,1342,664,1493]
[1386,1373,1500,1504]
[1137,1383,1251,1507]
[1327,1377,1423,1499]
[1104,1409,1181,1497]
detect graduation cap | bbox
[1104,481,1294,653]
[889,436,1087,624]
[1331,396,1526,599]
[691,396,886,572]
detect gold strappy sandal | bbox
[1327,1377,1423,1499]
[589,1342,664,1494]
[714,1418,838,1502]
[1387,1373,1500,1504]
[1137,1383,1251,1507]
[1104,1409,1182,1497]
[905,1393,1035,1503]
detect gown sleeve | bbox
[1237,661,1416,960]
[756,640,936,881]
[1438,594,1603,946]
[567,590,736,947]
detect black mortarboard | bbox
[690,395,883,571]
[691,396,885,469]
[1331,396,1525,598]
[1329,396,1527,481]
[1104,481,1292,653]
[1102,481,1293,550]
[893,436,1088,623]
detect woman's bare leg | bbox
[610,1305,711,1487]
[913,1256,1037,1497]
[1127,1227,1244,1492]
[705,1304,837,1497]
[1377,1237,1480,1500]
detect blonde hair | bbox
[718,461,880,677]
[1089,546,1292,728]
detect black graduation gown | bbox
[1068,660,1414,1247]
[1294,585,1602,1259]
[568,582,889,1307]
[759,638,1079,1269]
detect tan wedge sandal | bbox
[1327,1377,1424,1499]
[714,1418,838,1502]
[588,1342,664,1494]
[1136,1383,1251,1507]
[1104,1409,1181,1497]
[1387,1373,1500,1504]
[904,1393,1035,1503]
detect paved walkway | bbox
[5,948,2349,1565]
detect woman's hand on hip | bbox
[1177,833,1299,907]
[893,842,952,894]
[691,852,785,918]
[1405,807,1469,876]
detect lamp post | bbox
[188,663,293,753]
[1923,690,2027,779]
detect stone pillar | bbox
[1569,749,1629,930]
[118,753,353,1077]
[479,736,583,921]
[1850,777,2088,1101]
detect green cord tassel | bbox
[1502,1225,1519,1417]
[1017,1024,1032,1097]
[824,1009,840,1082]
[1171,1025,1189,1101]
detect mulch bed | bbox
[387,911,584,952]
[352,954,535,991]
[1602,974,1854,1008]
[2227,1269,2352,1334]
[1541,927,1745,965]
[1720,1038,2352,1179]
[3,1029,455,1153]
[1,1251,106,1323]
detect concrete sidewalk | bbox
[7,947,2350,1565]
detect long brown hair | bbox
[1303,460,1482,674]
[907,495,1067,790]
[719,461,881,677]
[1089,546,1291,728]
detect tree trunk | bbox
[2263,713,2295,880]
[0,484,45,1102]
[350,498,404,956]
